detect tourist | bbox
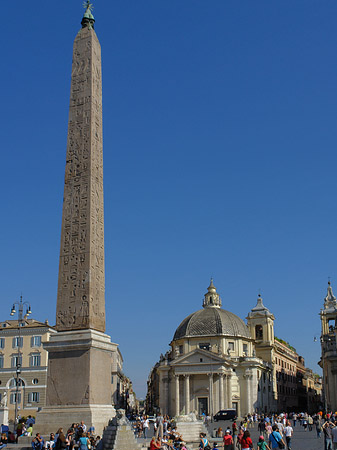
[150,437,161,450]
[323,420,334,450]
[32,433,44,450]
[331,422,337,450]
[240,431,253,450]
[237,428,244,449]
[257,436,270,450]
[315,417,323,438]
[0,433,8,450]
[223,430,234,450]
[199,432,210,450]
[55,429,68,450]
[45,434,55,450]
[283,421,293,450]
[142,416,150,439]
[78,432,90,450]
[155,414,164,440]
[268,425,285,450]
[0,426,8,439]
[217,427,223,438]
[26,416,35,428]
[302,417,308,431]
[8,432,15,444]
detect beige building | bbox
[0,319,56,423]
[0,316,129,426]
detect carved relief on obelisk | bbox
[56,7,105,332]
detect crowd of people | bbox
[0,410,334,450]
[30,422,102,450]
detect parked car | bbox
[213,409,237,421]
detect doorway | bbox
[198,397,208,415]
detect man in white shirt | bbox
[284,421,293,450]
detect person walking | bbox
[223,430,234,450]
[240,431,254,450]
[155,414,164,440]
[331,423,337,450]
[268,425,285,450]
[323,421,333,450]
[142,416,149,439]
[283,421,293,450]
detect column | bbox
[245,371,251,414]
[208,373,213,416]
[227,371,232,409]
[219,373,224,410]
[185,375,190,414]
[175,375,180,416]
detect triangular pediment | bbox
[171,348,230,367]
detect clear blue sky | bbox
[1,1,337,398]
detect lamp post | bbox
[10,296,32,430]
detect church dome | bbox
[173,280,251,340]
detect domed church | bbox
[147,280,277,417]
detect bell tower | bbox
[247,294,275,349]
[247,294,277,411]
[319,281,337,411]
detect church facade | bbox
[147,280,321,416]
[147,281,276,417]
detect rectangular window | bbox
[12,337,23,348]
[30,354,41,367]
[0,338,4,349]
[10,393,21,404]
[0,355,3,369]
[31,336,42,348]
[179,345,183,355]
[243,344,248,355]
[28,392,40,403]
[11,355,22,368]
[228,342,234,351]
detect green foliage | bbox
[275,336,297,353]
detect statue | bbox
[116,409,128,425]
[0,392,7,408]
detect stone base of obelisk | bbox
[35,329,117,436]
[35,404,115,436]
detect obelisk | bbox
[36,2,116,434]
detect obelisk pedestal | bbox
[35,4,116,435]
[36,331,116,435]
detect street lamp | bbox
[10,296,32,430]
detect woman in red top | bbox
[240,431,254,450]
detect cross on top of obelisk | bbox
[81,0,95,29]
[83,1,94,13]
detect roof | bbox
[173,307,251,340]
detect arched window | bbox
[255,325,263,340]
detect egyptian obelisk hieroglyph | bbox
[56,3,105,333]
[36,4,116,434]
